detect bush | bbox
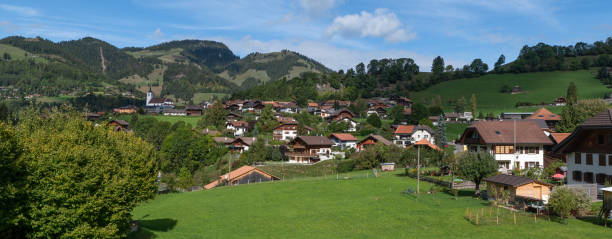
[548,187,592,223]
[336,159,356,173]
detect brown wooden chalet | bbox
[204,166,279,189]
[226,112,242,121]
[287,136,333,164]
[229,137,256,153]
[325,108,355,122]
[109,120,130,131]
[553,109,612,189]
[390,96,412,107]
[185,105,202,116]
[356,134,392,151]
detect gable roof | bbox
[234,137,256,146]
[580,108,612,126]
[550,133,570,144]
[485,174,552,187]
[293,136,334,146]
[407,139,442,151]
[552,109,612,153]
[214,137,234,144]
[228,121,249,128]
[329,133,358,141]
[395,125,415,134]
[110,120,129,127]
[526,108,561,121]
[204,166,278,189]
[358,134,392,146]
[459,121,553,145]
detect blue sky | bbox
[0,0,611,71]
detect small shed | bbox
[381,163,395,171]
[204,166,279,189]
[485,174,553,203]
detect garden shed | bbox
[485,174,553,203]
[381,163,395,171]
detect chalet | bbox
[367,106,388,118]
[162,109,187,116]
[229,137,256,153]
[553,96,567,106]
[356,134,392,151]
[214,137,235,145]
[393,125,435,147]
[552,109,612,192]
[485,174,553,203]
[83,112,101,121]
[322,100,350,109]
[406,139,442,151]
[390,96,412,107]
[226,112,242,121]
[242,100,265,113]
[328,133,358,150]
[226,121,249,136]
[204,166,279,189]
[224,99,244,111]
[273,121,299,141]
[287,136,334,164]
[445,112,460,122]
[109,120,130,131]
[326,109,358,132]
[278,102,298,114]
[458,121,553,173]
[526,108,561,129]
[113,105,138,114]
[185,105,202,116]
[307,102,319,112]
[511,85,523,94]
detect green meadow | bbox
[130,171,610,238]
[412,70,610,115]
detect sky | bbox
[0,0,611,71]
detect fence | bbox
[465,206,555,226]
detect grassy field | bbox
[412,70,610,115]
[0,44,47,63]
[130,171,610,238]
[116,115,201,128]
[445,123,469,142]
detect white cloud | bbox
[325,9,415,42]
[153,28,164,38]
[299,0,340,15]
[0,4,39,17]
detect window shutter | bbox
[524,162,528,169]
[535,147,539,154]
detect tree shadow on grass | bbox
[129,218,178,239]
[576,216,612,228]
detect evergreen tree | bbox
[436,114,447,147]
[566,82,578,105]
[432,56,445,75]
[256,105,278,133]
[469,94,477,114]
[366,113,382,128]
[494,54,505,71]
[454,97,467,113]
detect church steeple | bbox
[146,82,153,106]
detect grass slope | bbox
[412,70,610,115]
[131,172,609,238]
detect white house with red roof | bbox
[328,133,358,150]
[393,125,435,147]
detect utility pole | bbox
[417,145,420,197]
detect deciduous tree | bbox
[456,152,497,197]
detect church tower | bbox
[146,85,153,106]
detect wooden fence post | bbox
[514,213,517,224]
[476,214,479,225]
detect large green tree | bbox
[0,123,24,237]
[197,100,228,130]
[256,105,278,133]
[456,152,497,197]
[432,56,445,75]
[366,113,382,128]
[389,105,405,124]
[15,107,157,238]
[494,54,505,71]
[409,103,429,124]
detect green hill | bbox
[411,69,610,115]
[130,171,610,238]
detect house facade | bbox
[287,136,333,164]
[553,109,612,192]
[273,121,298,141]
[229,137,256,153]
[328,133,358,150]
[356,134,392,151]
[393,125,435,147]
[226,121,249,136]
[458,121,553,173]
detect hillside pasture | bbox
[130,171,610,238]
[412,70,609,115]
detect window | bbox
[583,172,594,183]
[598,135,605,144]
[596,174,607,185]
[586,154,593,165]
[608,135,612,145]
[527,147,537,154]
[599,154,606,166]
[495,145,514,154]
[609,155,612,166]
[574,152,581,164]
[572,171,582,182]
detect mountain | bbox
[0,36,331,104]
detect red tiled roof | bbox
[550,133,570,144]
[329,133,358,141]
[204,166,278,189]
[308,102,318,107]
[395,125,415,134]
[407,139,442,151]
[527,108,561,121]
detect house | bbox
[393,125,435,147]
[511,85,523,94]
[458,120,553,173]
[287,136,334,164]
[214,137,235,145]
[553,96,567,106]
[83,112,101,121]
[273,121,299,141]
[390,96,412,107]
[226,112,242,121]
[356,134,392,151]
[445,112,460,122]
[367,106,387,118]
[162,109,187,116]
[429,116,440,126]
[460,112,473,122]
[204,166,279,189]
[113,105,138,114]
[326,109,358,132]
[307,102,319,113]
[406,139,442,151]
[328,133,358,150]
[146,88,174,108]
[229,137,256,153]
[109,120,130,131]
[552,109,612,192]
[226,121,249,136]
[485,174,553,203]
[527,108,561,129]
[224,99,244,111]
[201,129,220,137]
[277,102,298,114]
[242,100,265,113]
[500,112,533,120]
[185,105,202,116]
